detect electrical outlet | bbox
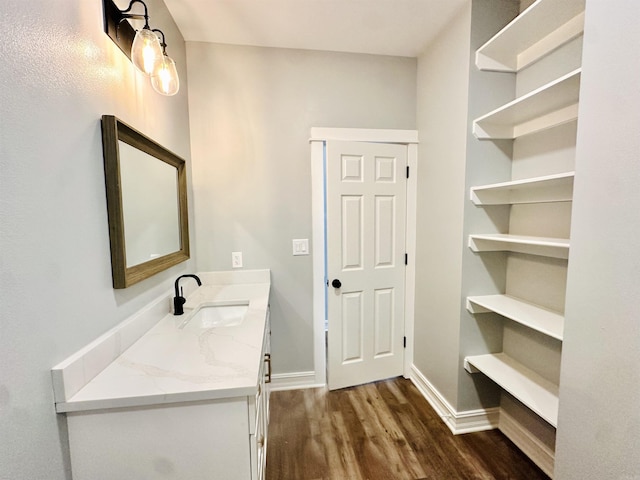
[231,251,243,268]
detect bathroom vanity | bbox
[52,270,271,480]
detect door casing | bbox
[310,127,418,386]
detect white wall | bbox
[414,3,472,406]
[0,1,193,478]
[186,43,417,375]
[554,0,640,477]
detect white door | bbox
[326,140,407,390]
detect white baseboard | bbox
[499,410,555,478]
[270,371,324,391]
[409,364,499,435]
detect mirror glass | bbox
[101,115,190,288]
[119,141,181,266]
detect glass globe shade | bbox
[151,55,179,96]
[131,28,163,76]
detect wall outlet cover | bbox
[231,251,243,268]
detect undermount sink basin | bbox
[179,302,249,330]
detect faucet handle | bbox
[173,295,187,315]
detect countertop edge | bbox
[55,384,258,413]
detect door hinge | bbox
[403,336,407,348]
[406,166,410,179]
[405,253,408,265]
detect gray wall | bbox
[455,0,521,413]
[414,2,472,407]
[555,0,640,477]
[413,0,519,412]
[185,43,417,374]
[0,1,193,478]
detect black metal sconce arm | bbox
[102,0,153,59]
[119,0,151,28]
[152,29,168,54]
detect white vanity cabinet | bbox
[66,316,271,480]
[51,271,272,480]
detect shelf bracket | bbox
[464,358,481,374]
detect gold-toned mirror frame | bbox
[101,115,190,288]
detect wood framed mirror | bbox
[101,115,189,288]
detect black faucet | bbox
[173,274,202,315]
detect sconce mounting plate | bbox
[103,0,136,60]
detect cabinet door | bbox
[68,400,252,480]
[264,308,271,425]
[248,311,271,480]
[253,394,266,480]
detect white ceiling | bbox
[163,0,468,58]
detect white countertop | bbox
[56,282,270,413]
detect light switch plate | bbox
[231,251,243,268]
[292,239,309,256]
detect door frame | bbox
[310,127,419,386]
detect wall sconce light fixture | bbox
[150,29,180,96]
[102,0,180,96]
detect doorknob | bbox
[331,279,342,289]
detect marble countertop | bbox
[56,282,270,413]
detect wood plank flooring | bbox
[266,377,549,480]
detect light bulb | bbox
[151,55,179,96]
[131,28,163,76]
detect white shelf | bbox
[471,172,574,205]
[473,69,581,140]
[476,0,585,72]
[467,294,564,341]
[468,234,569,259]
[464,353,559,427]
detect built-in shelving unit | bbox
[473,69,581,140]
[467,295,564,340]
[475,0,585,72]
[464,353,559,427]
[468,234,570,259]
[471,172,574,205]
[465,0,585,473]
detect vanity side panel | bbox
[67,399,251,480]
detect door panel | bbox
[342,196,363,270]
[326,140,407,390]
[375,196,396,267]
[342,291,364,363]
[374,288,394,356]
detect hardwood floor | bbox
[266,377,549,480]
